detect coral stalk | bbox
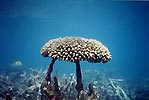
[75,61,84,97]
[88,83,95,96]
[45,59,56,82]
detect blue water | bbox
[0,0,148,82]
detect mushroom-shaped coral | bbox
[41,37,111,63]
[40,36,111,98]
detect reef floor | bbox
[0,68,149,100]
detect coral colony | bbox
[0,37,136,100]
[40,37,111,99]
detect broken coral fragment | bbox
[11,61,23,67]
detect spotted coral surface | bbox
[41,37,111,63]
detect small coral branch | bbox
[41,80,54,99]
[88,83,96,98]
[53,76,62,100]
[5,93,12,100]
[109,78,131,100]
[5,85,13,100]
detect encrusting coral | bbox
[40,36,111,99]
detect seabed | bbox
[0,67,149,100]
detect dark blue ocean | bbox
[0,0,149,99]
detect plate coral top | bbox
[41,37,111,63]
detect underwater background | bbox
[0,0,149,100]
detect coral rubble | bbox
[0,68,134,100]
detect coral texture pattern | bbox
[41,37,111,63]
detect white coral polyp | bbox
[41,37,111,63]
